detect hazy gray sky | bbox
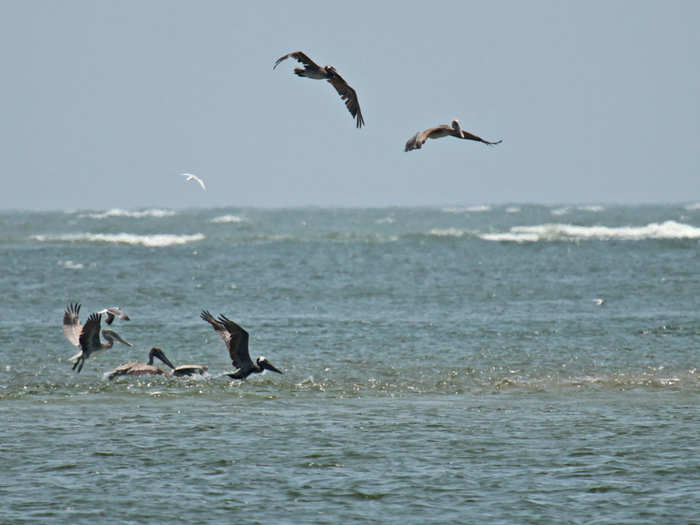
[1,1,699,209]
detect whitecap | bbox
[550,207,570,216]
[375,216,395,224]
[505,206,521,214]
[80,208,176,219]
[429,228,467,238]
[442,205,491,213]
[57,260,84,270]
[210,215,248,224]
[578,205,604,212]
[685,202,700,211]
[480,220,700,242]
[33,232,205,247]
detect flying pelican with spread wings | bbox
[274,51,365,128]
[405,119,502,152]
[201,310,283,380]
[62,303,133,373]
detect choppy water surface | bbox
[1,205,699,523]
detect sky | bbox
[1,1,699,209]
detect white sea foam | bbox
[429,228,468,238]
[33,232,205,247]
[210,215,248,224]
[550,207,570,216]
[81,208,176,219]
[480,220,700,242]
[685,202,700,211]
[375,216,395,224]
[443,205,491,213]
[505,206,521,214]
[57,260,84,270]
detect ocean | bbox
[1,204,698,523]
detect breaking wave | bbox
[210,215,248,224]
[33,232,204,247]
[480,220,700,242]
[80,209,176,219]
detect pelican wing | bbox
[457,129,503,145]
[98,306,130,325]
[63,302,82,347]
[217,315,252,370]
[404,126,447,151]
[273,51,320,71]
[201,311,252,369]
[326,69,365,128]
[79,313,102,350]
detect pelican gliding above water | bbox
[274,51,365,128]
[200,310,283,380]
[405,119,502,151]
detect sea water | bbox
[1,204,698,523]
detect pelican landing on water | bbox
[200,310,283,380]
[105,347,208,380]
[274,51,365,128]
[63,303,132,373]
[405,119,502,152]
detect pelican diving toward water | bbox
[274,51,365,128]
[63,303,133,372]
[105,347,207,380]
[200,310,283,379]
[405,119,502,152]
[181,172,206,191]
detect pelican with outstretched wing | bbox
[63,303,133,373]
[200,310,282,380]
[405,119,502,152]
[274,51,365,128]
[105,347,207,380]
[97,306,130,325]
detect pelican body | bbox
[200,310,283,380]
[405,119,502,151]
[106,347,208,380]
[63,303,133,373]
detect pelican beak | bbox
[154,350,175,370]
[114,332,133,347]
[262,361,283,374]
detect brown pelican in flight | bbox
[200,310,283,379]
[405,119,502,152]
[274,51,365,128]
[63,303,133,372]
[105,347,207,380]
[97,306,130,325]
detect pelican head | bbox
[451,119,464,138]
[257,356,283,374]
[325,65,335,73]
[102,329,133,347]
[149,347,175,369]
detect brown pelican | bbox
[105,347,207,380]
[63,303,132,372]
[200,310,283,379]
[405,119,502,151]
[274,51,365,128]
[96,306,130,325]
